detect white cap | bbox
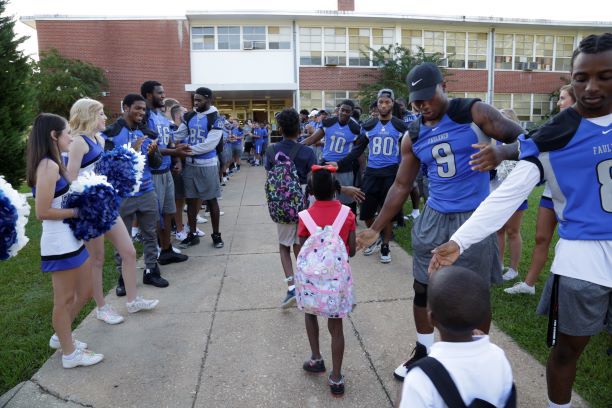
[309,109,319,117]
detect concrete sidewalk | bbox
[1,165,587,407]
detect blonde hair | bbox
[499,108,520,124]
[69,98,104,136]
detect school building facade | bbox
[23,0,610,127]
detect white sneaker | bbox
[172,246,182,254]
[363,237,382,256]
[175,230,188,241]
[502,267,519,281]
[204,211,224,217]
[411,209,420,219]
[95,304,124,325]
[379,244,391,264]
[62,348,104,369]
[196,215,208,224]
[49,334,87,350]
[504,281,535,295]
[126,296,159,314]
[184,225,205,237]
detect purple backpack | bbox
[265,144,306,224]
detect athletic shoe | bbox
[116,275,126,297]
[95,304,124,325]
[143,265,169,288]
[212,232,224,248]
[504,281,535,295]
[175,229,188,241]
[502,267,519,281]
[204,211,225,217]
[303,358,326,373]
[363,237,382,256]
[328,374,345,397]
[132,232,143,243]
[172,246,182,254]
[62,348,104,369]
[393,342,428,381]
[196,215,208,224]
[403,215,412,221]
[49,334,87,350]
[179,233,200,248]
[236,166,241,173]
[380,244,391,264]
[281,289,296,308]
[158,248,188,265]
[411,209,420,219]
[126,296,160,314]
[221,178,227,186]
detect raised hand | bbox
[428,240,461,274]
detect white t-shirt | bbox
[400,336,513,408]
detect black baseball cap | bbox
[195,87,213,98]
[407,62,443,103]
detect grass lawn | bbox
[395,185,611,408]
[0,199,141,395]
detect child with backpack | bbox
[264,109,317,308]
[399,265,515,407]
[296,165,357,397]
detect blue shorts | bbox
[517,199,528,211]
[539,196,554,209]
[255,142,264,155]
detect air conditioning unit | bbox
[243,41,254,50]
[438,58,449,68]
[527,62,538,71]
[517,62,528,70]
[324,56,340,66]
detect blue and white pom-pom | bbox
[63,172,119,241]
[0,176,30,260]
[94,146,145,197]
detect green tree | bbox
[33,49,108,118]
[0,0,37,187]
[357,45,446,112]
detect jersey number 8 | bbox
[596,159,612,213]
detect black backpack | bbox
[407,357,517,408]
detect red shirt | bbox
[297,200,356,253]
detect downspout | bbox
[487,27,495,105]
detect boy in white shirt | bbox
[399,266,514,407]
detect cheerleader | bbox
[67,98,158,323]
[26,113,103,368]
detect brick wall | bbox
[300,67,381,90]
[36,20,192,117]
[337,0,355,11]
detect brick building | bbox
[23,0,610,126]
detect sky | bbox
[6,0,612,59]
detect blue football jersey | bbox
[146,109,173,171]
[411,98,490,213]
[321,117,361,162]
[519,108,612,240]
[184,111,221,160]
[364,117,407,169]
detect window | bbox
[513,93,532,121]
[348,28,370,66]
[493,93,512,110]
[446,32,466,68]
[300,90,323,111]
[348,91,360,102]
[401,29,423,53]
[218,26,240,50]
[268,26,291,49]
[467,33,488,69]
[372,28,394,50]
[532,93,553,121]
[191,27,215,50]
[300,27,322,65]
[494,34,513,69]
[324,27,347,65]
[423,31,445,57]
[535,35,554,71]
[555,35,574,72]
[324,91,348,111]
[514,34,534,70]
[243,26,266,50]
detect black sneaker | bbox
[158,248,189,265]
[143,265,169,288]
[393,342,428,381]
[179,233,200,249]
[211,232,224,248]
[116,275,126,297]
[281,288,296,308]
[328,374,345,397]
[132,232,143,243]
[303,358,326,373]
[380,243,391,264]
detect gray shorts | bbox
[222,144,232,165]
[152,171,176,215]
[336,171,355,205]
[412,205,502,285]
[231,143,243,158]
[276,222,299,247]
[537,274,612,336]
[183,164,221,201]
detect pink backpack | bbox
[295,205,354,318]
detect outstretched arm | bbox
[471,101,524,144]
[333,135,368,173]
[469,142,520,172]
[302,128,325,146]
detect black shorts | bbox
[360,173,397,221]
[244,141,254,152]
